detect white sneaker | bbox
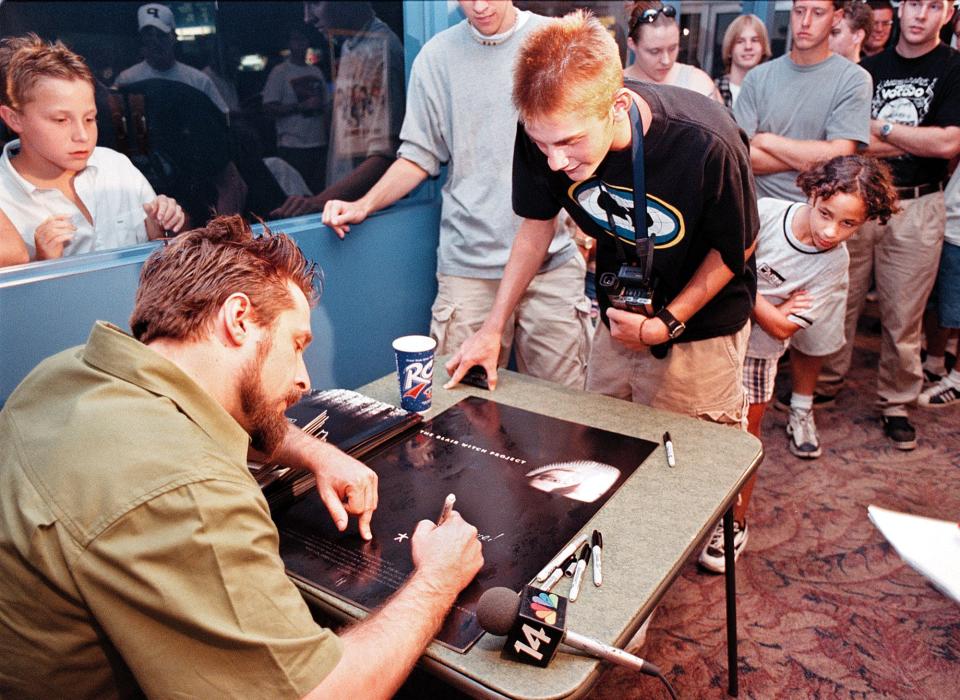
[918,377,960,408]
[786,407,822,459]
[922,367,944,388]
[698,519,749,574]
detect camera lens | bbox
[598,272,619,290]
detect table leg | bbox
[723,507,738,696]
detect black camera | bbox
[598,264,654,315]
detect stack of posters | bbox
[272,396,657,652]
[251,389,422,511]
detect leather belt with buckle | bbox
[896,181,944,200]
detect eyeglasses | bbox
[628,5,677,36]
[874,20,894,28]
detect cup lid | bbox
[392,335,437,353]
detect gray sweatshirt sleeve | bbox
[825,64,872,146]
[397,48,450,177]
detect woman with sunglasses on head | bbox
[624,1,721,102]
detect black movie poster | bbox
[276,397,657,652]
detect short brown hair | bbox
[796,155,900,225]
[131,215,322,344]
[841,1,874,38]
[0,33,94,110]
[514,9,623,123]
[721,14,772,74]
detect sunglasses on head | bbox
[629,5,677,36]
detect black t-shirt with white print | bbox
[861,42,960,187]
[512,80,758,343]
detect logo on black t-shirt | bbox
[872,77,937,126]
[568,179,684,248]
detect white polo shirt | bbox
[0,141,156,260]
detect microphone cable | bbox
[652,668,678,700]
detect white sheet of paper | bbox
[868,504,960,604]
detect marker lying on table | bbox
[663,431,676,468]
[591,530,603,587]
[569,542,592,602]
[535,532,590,582]
[437,493,456,525]
[542,554,577,591]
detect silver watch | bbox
[656,308,686,340]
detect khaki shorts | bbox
[430,255,594,389]
[586,321,749,429]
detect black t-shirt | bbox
[513,81,758,342]
[861,43,960,187]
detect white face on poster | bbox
[526,460,621,503]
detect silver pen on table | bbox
[542,554,576,591]
[535,532,590,582]
[542,566,565,591]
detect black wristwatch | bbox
[656,308,686,340]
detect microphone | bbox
[477,586,661,678]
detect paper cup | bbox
[392,335,436,412]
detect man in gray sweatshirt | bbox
[321,1,592,389]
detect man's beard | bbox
[239,337,303,456]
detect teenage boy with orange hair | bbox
[447,10,759,570]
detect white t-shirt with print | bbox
[748,197,851,359]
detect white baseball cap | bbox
[138,3,176,34]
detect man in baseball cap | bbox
[137,3,176,34]
[114,3,229,114]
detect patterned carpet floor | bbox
[589,318,960,699]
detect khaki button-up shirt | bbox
[0,322,341,699]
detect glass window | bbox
[772,9,791,58]
[677,11,702,67]
[0,0,405,268]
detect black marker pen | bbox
[569,542,592,601]
[663,432,676,468]
[591,530,603,587]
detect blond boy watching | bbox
[0,35,184,264]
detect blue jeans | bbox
[930,241,960,329]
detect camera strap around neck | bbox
[602,101,653,287]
